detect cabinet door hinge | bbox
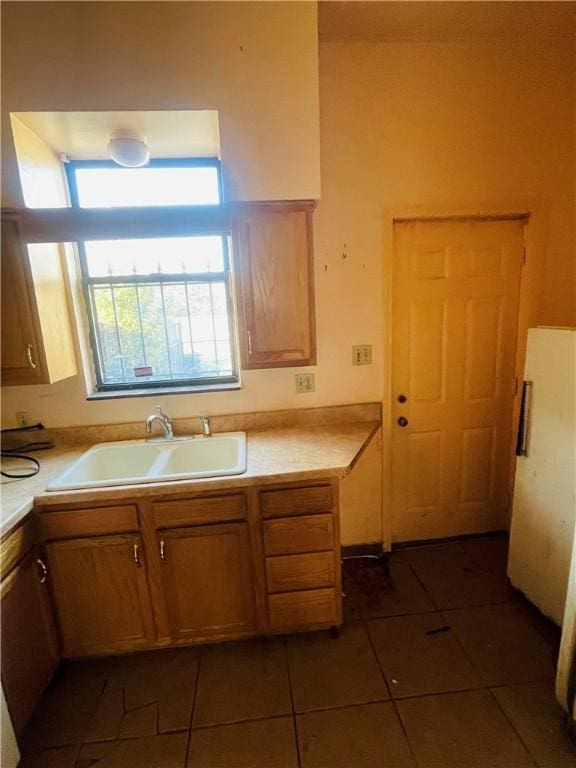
[521,246,527,266]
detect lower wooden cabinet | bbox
[33,481,342,658]
[158,522,255,641]
[1,549,59,735]
[45,534,155,656]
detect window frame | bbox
[65,158,240,393]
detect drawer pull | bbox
[160,539,167,563]
[36,557,48,583]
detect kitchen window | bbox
[66,159,238,393]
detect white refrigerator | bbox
[507,327,576,720]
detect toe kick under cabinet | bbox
[35,479,342,657]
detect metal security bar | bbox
[86,273,237,390]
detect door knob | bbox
[397,393,407,403]
[397,417,409,427]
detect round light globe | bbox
[108,136,150,167]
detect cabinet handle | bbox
[160,539,167,563]
[27,344,37,369]
[133,543,141,568]
[247,330,253,355]
[36,558,47,584]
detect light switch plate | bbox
[295,373,315,393]
[352,345,373,366]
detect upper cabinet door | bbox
[234,205,316,369]
[1,217,47,385]
[1,214,77,386]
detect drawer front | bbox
[268,588,338,631]
[266,552,335,593]
[153,494,246,528]
[263,514,334,556]
[0,516,36,580]
[261,485,333,519]
[39,505,138,540]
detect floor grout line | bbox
[361,611,420,766]
[487,686,541,768]
[283,635,302,768]
[184,646,204,767]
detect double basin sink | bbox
[47,432,247,491]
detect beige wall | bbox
[1,8,575,543]
[3,28,574,420]
[1,1,320,205]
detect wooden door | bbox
[46,534,155,656]
[1,217,47,385]
[392,218,524,541]
[1,550,59,735]
[234,207,316,368]
[159,522,255,641]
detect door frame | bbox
[382,201,547,548]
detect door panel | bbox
[392,218,524,541]
[409,299,447,402]
[1,551,59,735]
[46,534,155,656]
[159,522,255,641]
[1,218,46,384]
[234,208,316,368]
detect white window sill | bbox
[86,382,241,401]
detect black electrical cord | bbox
[1,451,40,479]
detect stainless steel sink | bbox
[47,432,247,491]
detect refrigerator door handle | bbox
[517,380,533,457]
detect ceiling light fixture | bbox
[108,130,150,167]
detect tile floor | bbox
[19,535,576,767]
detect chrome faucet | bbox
[146,406,174,440]
[200,416,212,437]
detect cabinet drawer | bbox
[266,552,335,593]
[263,514,334,556]
[39,505,138,540]
[0,516,36,580]
[153,494,246,528]
[268,588,338,631]
[261,485,333,519]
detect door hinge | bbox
[521,246,527,266]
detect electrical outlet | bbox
[295,373,315,393]
[352,345,373,366]
[15,411,30,427]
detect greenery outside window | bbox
[66,159,238,392]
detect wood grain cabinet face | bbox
[1,215,76,386]
[1,549,59,735]
[158,523,255,641]
[263,514,334,556]
[234,207,316,369]
[45,534,155,657]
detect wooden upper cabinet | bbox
[234,204,316,369]
[1,549,59,735]
[1,214,76,386]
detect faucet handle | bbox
[201,415,212,437]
